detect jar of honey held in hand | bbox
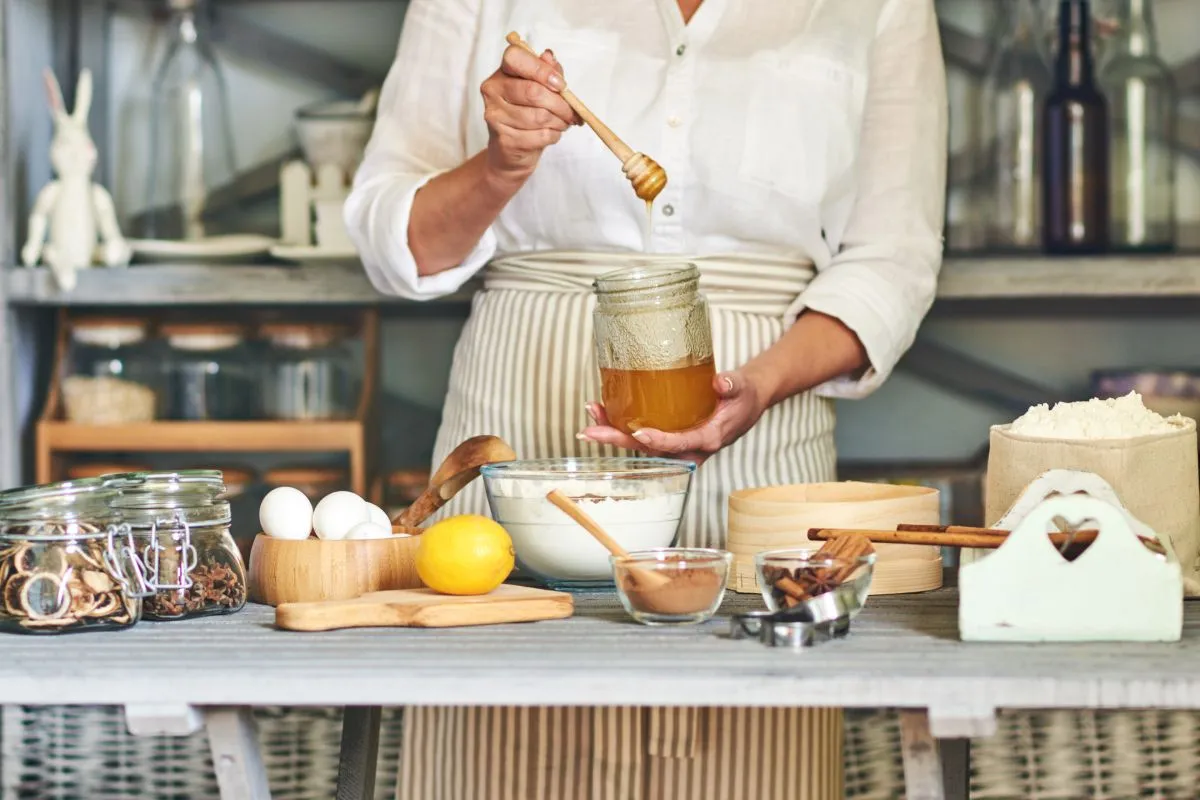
[593,264,717,435]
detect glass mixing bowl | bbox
[480,458,695,590]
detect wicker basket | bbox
[1,706,404,800]
[6,706,1200,799]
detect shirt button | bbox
[676,44,687,57]
[667,115,682,128]
[662,204,676,217]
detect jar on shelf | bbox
[160,323,256,420]
[0,481,146,634]
[63,318,160,425]
[385,468,430,519]
[592,264,717,435]
[259,323,355,420]
[109,470,247,621]
[264,466,347,504]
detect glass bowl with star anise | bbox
[754,548,875,618]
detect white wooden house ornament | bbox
[959,469,1182,643]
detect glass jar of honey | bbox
[592,264,717,434]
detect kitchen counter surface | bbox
[4,587,1200,718]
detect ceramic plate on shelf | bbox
[270,245,361,267]
[129,235,277,264]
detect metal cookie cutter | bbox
[729,610,775,640]
[729,591,853,651]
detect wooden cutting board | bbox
[274,584,574,632]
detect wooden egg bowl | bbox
[248,530,424,607]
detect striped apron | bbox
[399,252,841,800]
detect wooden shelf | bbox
[37,420,369,453]
[35,309,384,496]
[6,254,1200,306]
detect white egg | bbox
[312,491,368,541]
[259,487,313,541]
[345,521,393,540]
[365,502,391,529]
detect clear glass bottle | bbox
[160,323,256,420]
[260,323,355,421]
[0,482,146,634]
[144,0,239,240]
[108,470,247,621]
[62,318,160,425]
[1099,0,1176,251]
[981,0,1053,251]
[592,264,717,435]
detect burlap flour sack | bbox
[981,418,1200,595]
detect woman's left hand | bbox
[579,369,770,465]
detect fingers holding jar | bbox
[579,370,769,466]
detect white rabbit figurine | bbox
[21,68,132,291]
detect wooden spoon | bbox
[546,489,672,590]
[505,32,668,204]
[393,436,517,529]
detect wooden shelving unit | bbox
[34,309,382,497]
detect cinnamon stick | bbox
[807,527,1166,555]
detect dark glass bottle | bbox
[1100,0,1176,252]
[1043,0,1110,254]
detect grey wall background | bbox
[93,0,1200,468]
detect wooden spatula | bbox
[394,436,516,529]
[546,490,672,590]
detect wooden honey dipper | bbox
[505,32,668,204]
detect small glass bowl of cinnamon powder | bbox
[611,548,732,626]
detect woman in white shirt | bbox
[347,0,946,797]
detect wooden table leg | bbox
[336,706,383,800]
[205,708,273,800]
[899,709,946,800]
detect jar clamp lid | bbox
[0,482,152,599]
[108,471,230,593]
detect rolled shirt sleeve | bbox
[785,0,948,399]
[343,0,493,301]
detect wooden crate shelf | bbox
[35,309,382,498]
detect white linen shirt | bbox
[345,0,948,398]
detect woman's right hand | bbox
[481,44,582,184]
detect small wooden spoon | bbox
[546,489,672,590]
[393,436,517,529]
[505,32,668,204]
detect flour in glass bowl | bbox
[486,477,686,583]
[1009,392,1186,440]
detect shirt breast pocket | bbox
[738,50,866,205]
[526,24,619,163]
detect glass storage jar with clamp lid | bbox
[108,470,247,620]
[0,481,148,634]
[160,323,256,420]
[63,317,160,425]
[259,322,355,420]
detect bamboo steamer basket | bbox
[727,482,943,595]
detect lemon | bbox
[416,514,515,596]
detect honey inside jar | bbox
[593,263,717,435]
[600,357,717,434]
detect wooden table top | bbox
[4,589,1199,719]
